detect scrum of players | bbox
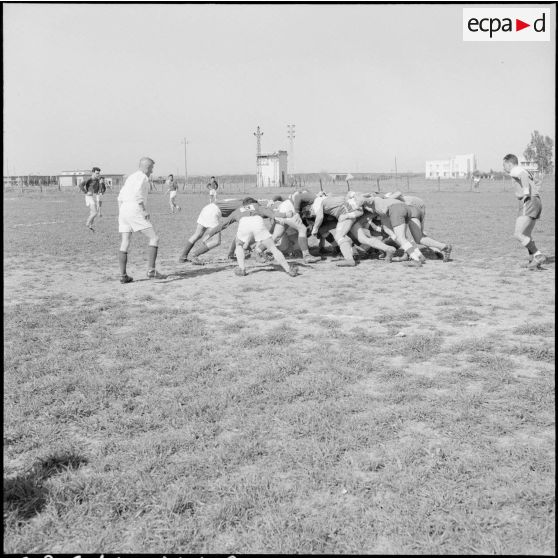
[174,187,453,278]
[114,153,546,283]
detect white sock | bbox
[534,250,542,257]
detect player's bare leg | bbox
[353,225,396,262]
[334,219,356,266]
[408,218,452,262]
[234,239,247,276]
[86,203,98,231]
[189,232,222,264]
[260,237,298,276]
[178,224,207,262]
[392,223,425,267]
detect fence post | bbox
[376,178,380,193]
[437,177,441,192]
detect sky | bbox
[3,3,555,176]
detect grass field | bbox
[3,185,555,554]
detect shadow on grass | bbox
[158,265,237,282]
[3,451,88,523]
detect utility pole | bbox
[254,126,263,188]
[394,155,398,180]
[182,138,189,191]
[287,124,295,184]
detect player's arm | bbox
[380,216,397,242]
[311,203,325,235]
[206,210,239,239]
[518,173,532,200]
[339,208,364,221]
[79,179,89,194]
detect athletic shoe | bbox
[404,259,423,268]
[288,265,299,277]
[520,257,533,269]
[178,206,182,212]
[86,224,95,232]
[303,254,321,263]
[120,274,133,284]
[384,251,394,263]
[391,253,409,262]
[442,244,452,263]
[147,269,167,279]
[190,256,204,265]
[228,254,237,260]
[528,254,547,270]
[336,260,357,267]
[234,268,247,276]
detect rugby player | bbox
[80,166,102,231]
[205,197,298,276]
[503,153,546,269]
[117,157,167,283]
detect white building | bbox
[520,160,539,173]
[257,151,288,187]
[425,153,477,179]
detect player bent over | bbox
[117,157,167,283]
[271,196,320,263]
[205,198,298,277]
[503,153,546,269]
[369,196,426,267]
[177,198,246,263]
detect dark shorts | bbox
[407,204,425,223]
[518,196,542,220]
[387,203,411,227]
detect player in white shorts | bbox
[207,176,218,203]
[80,166,102,231]
[503,153,546,269]
[270,196,320,263]
[165,174,181,213]
[177,198,246,263]
[117,157,167,283]
[204,197,298,276]
[96,177,107,217]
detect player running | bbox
[503,153,546,269]
[205,197,298,276]
[80,166,102,231]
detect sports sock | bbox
[178,240,194,260]
[119,251,128,275]
[534,250,542,257]
[525,240,537,255]
[298,235,310,255]
[148,245,158,270]
[338,239,355,262]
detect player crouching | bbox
[205,198,298,277]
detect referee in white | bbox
[117,157,167,283]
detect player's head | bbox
[503,153,518,173]
[139,157,155,176]
[242,197,258,206]
[168,174,174,179]
[272,195,284,202]
[92,166,101,176]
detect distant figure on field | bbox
[165,174,181,214]
[117,157,167,284]
[97,177,107,217]
[80,166,102,231]
[503,153,546,270]
[207,176,218,203]
[472,174,481,193]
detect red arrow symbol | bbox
[516,19,530,31]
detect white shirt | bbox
[118,170,150,206]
